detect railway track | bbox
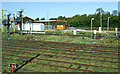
[3,44,119,56]
[22,33,104,39]
[2,38,119,72]
[2,38,118,49]
[3,46,119,60]
[2,48,119,63]
[1,57,99,72]
[3,42,119,52]
[2,53,119,70]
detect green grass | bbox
[2,31,119,72]
[2,30,118,46]
[3,45,117,71]
[2,45,119,72]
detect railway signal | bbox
[16,10,23,36]
[2,9,24,36]
[2,13,11,36]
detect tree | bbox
[112,10,118,16]
[48,8,118,28]
[57,16,65,20]
[82,14,87,17]
[96,8,104,14]
[41,17,45,20]
[35,18,39,21]
[49,18,57,20]
[105,11,110,16]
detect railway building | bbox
[10,16,67,31]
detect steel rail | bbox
[2,43,119,53]
[2,53,119,69]
[2,44,120,55]
[3,46,119,60]
[2,48,119,63]
[3,38,118,49]
[3,45,119,56]
[1,57,99,72]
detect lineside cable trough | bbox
[10,54,40,73]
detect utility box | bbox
[115,28,118,32]
[115,28,118,36]
[73,30,77,35]
[99,27,101,33]
[57,25,65,30]
[94,30,96,39]
[94,30,96,34]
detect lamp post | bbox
[107,17,110,32]
[91,18,94,40]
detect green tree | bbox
[49,18,57,20]
[35,18,39,21]
[96,8,104,14]
[41,17,45,20]
[49,8,118,28]
[57,16,65,20]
